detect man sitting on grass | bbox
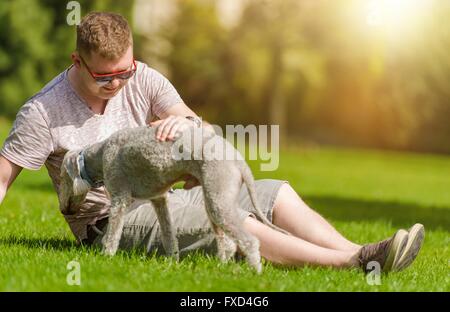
[0,12,424,273]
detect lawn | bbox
[0,118,449,291]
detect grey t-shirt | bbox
[0,61,184,241]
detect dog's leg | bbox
[222,220,262,273]
[212,223,237,263]
[102,192,131,256]
[213,214,262,273]
[202,178,263,273]
[151,195,180,261]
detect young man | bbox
[0,12,424,272]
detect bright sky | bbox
[365,0,430,28]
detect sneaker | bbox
[357,229,408,273]
[393,223,425,271]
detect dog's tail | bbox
[239,161,291,236]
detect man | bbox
[0,12,424,272]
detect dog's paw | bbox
[255,262,263,274]
[102,246,117,256]
[171,251,180,262]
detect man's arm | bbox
[0,156,23,205]
[150,102,215,141]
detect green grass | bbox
[0,118,449,291]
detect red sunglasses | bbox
[79,55,137,86]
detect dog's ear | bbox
[58,150,90,214]
[63,150,91,196]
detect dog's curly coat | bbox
[59,126,288,273]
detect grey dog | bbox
[59,126,288,273]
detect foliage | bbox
[146,0,450,152]
[0,0,135,117]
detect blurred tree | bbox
[0,0,54,117]
[163,0,229,124]
[0,0,135,118]
[144,0,449,153]
[2,0,447,153]
[383,0,450,153]
[159,0,318,143]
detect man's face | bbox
[73,46,134,99]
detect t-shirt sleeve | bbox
[0,102,53,170]
[139,63,185,119]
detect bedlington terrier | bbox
[59,126,289,273]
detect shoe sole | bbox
[394,224,425,271]
[382,229,408,272]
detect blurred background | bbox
[0,0,449,153]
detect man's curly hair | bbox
[76,12,132,59]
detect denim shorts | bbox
[91,179,287,257]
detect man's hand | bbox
[149,115,196,142]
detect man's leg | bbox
[271,183,361,252]
[243,216,358,268]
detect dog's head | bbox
[59,149,91,215]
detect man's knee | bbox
[272,182,294,214]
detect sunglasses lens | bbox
[95,70,135,86]
[95,78,113,86]
[116,70,136,80]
